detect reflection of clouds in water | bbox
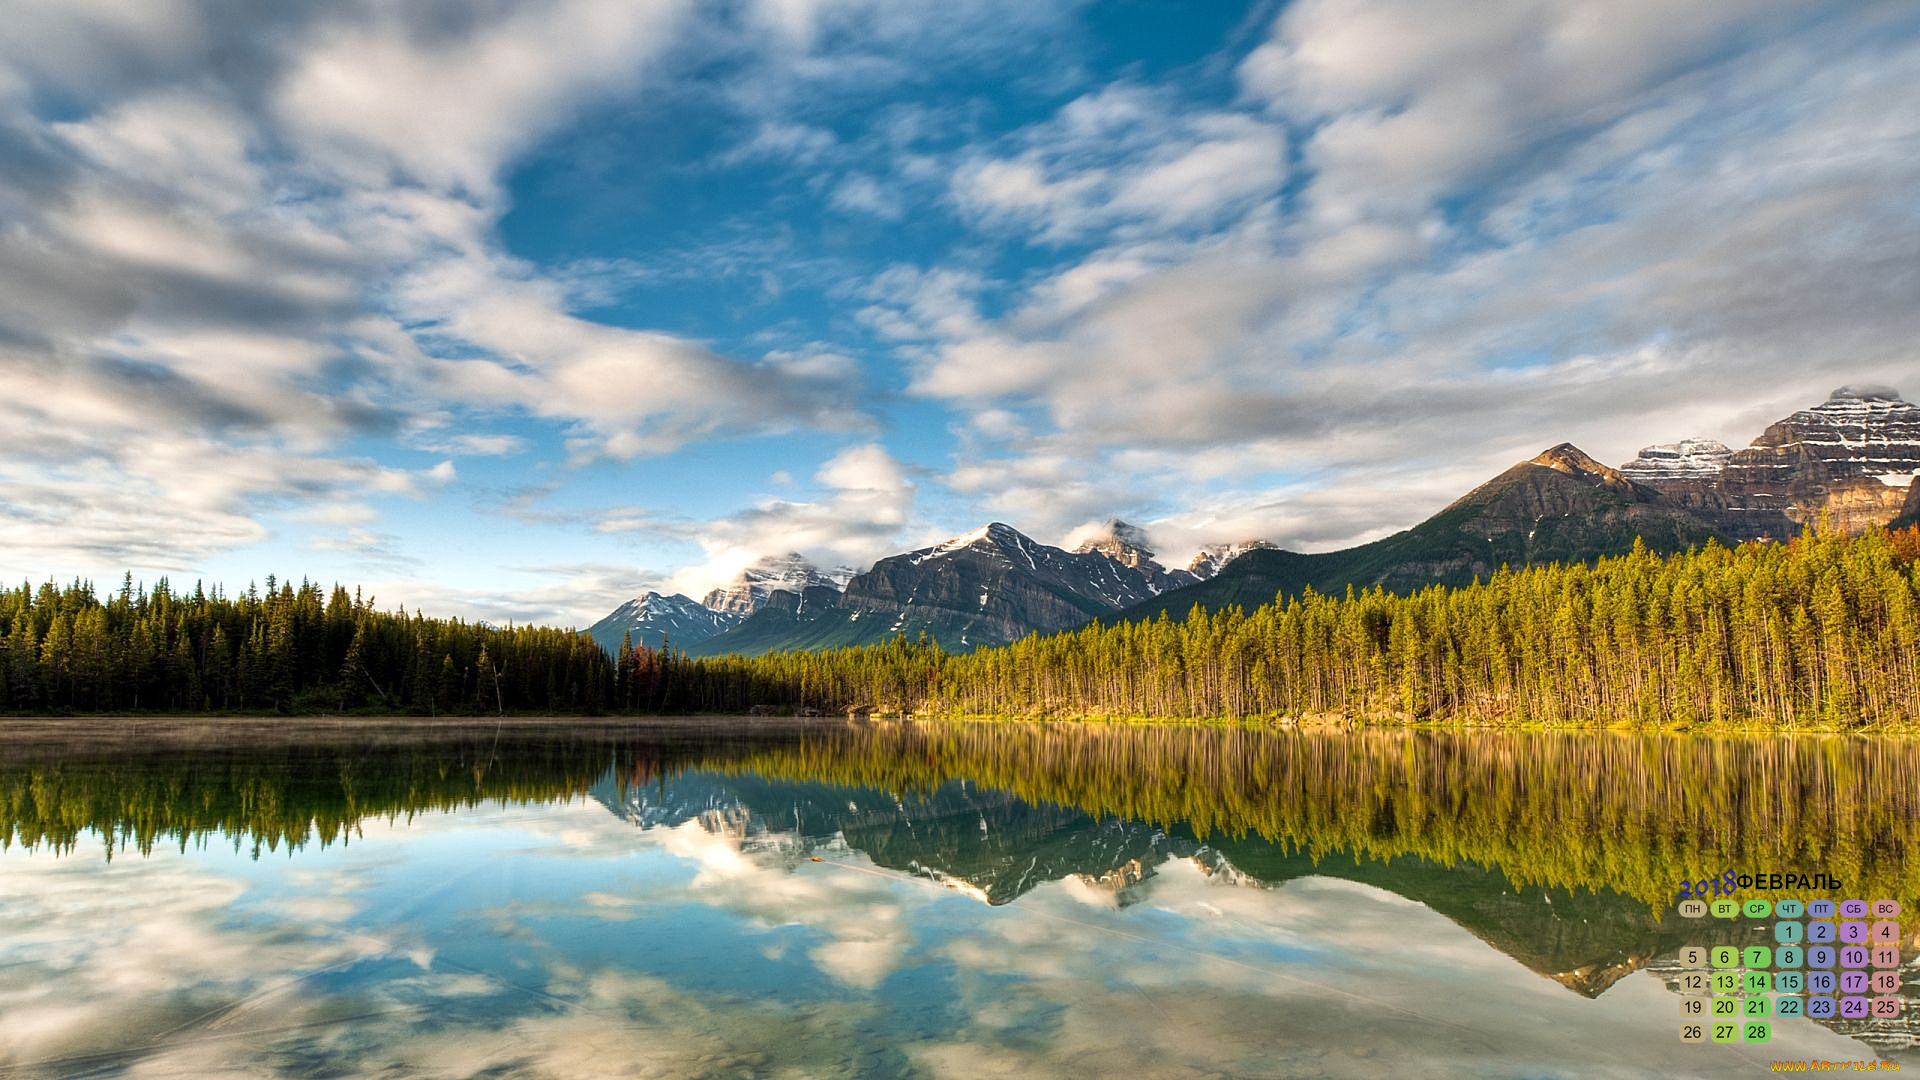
[0,806,902,1078]
[364,800,930,993]
[409,800,929,988]
[1,801,1893,1079]
[351,971,884,1080]
[0,834,400,1073]
[810,938,898,989]
[656,817,919,990]
[1137,866,1531,986]
[918,866,1873,1079]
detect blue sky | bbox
[2,1,1918,624]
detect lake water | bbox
[1,718,1915,1078]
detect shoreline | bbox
[1,711,1915,738]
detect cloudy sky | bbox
[3,0,1918,625]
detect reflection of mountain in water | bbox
[589,764,1918,1060]
[591,765,1711,968]
[592,770,1208,905]
[3,718,1914,1060]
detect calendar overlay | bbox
[1661,891,1916,1057]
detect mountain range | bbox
[591,384,1920,657]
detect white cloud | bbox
[0,348,439,576]
[3,0,1917,603]
[664,443,917,596]
[0,0,885,583]
[829,173,905,219]
[718,120,840,167]
[905,4,1920,551]
[273,0,697,197]
[412,433,529,458]
[296,502,380,527]
[950,86,1287,243]
[365,563,672,629]
[391,251,869,462]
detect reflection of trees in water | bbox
[722,722,1920,915]
[3,720,1916,921]
[4,720,1915,1058]
[0,722,799,859]
[728,722,1920,1060]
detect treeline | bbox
[0,575,625,714]
[673,527,1920,728]
[8,719,1915,915]
[12,526,1920,726]
[720,722,1920,913]
[0,722,761,858]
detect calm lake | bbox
[1,718,1915,1078]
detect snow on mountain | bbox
[1618,438,1734,485]
[1066,519,1198,594]
[911,521,1035,565]
[1067,519,1158,569]
[1186,540,1277,580]
[1713,385,1920,534]
[813,522,1188,649]
[1755,385,1920,483]
[1624,387,1920,496]
[701,553,853,615]
[587,591,743,654]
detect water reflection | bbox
[0,718,1915,1076]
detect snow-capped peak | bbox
[588,590,744,653]
[1068,519,1159,569]
[1619,438,1734,483]
[702,553,851,615]
[914,522,1035,563]
[1186,540,1276,580]
[942,523,1000,549]
[1806,385,1916,423]
[611,591,702,618]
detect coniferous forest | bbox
[0,576,621,715]
[7,527,1920,728]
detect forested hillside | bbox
[9,527,1920,728]
[1106,443,1729,624]
[676,527,1920,729]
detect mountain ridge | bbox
[684,521,1210,656]
[597,384,1920,656]
[586,592,742,654]
[1620,385,1920,538]
[701,553,854,615]
[1107,440,1731,624]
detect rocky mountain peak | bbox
[1765,384,1920,454]
[1186,540,1277,580]
[1532,442,1610,475]
[918,522,1035,561]
[1529,443,1637,493]
[701,553,851,615]
[1619,438,1734,487]
[614,591,682,614]
[587,590,743,654]
[1710,383,1920,536]
[1799,385,1919,427]
[1070,519,1158,569]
